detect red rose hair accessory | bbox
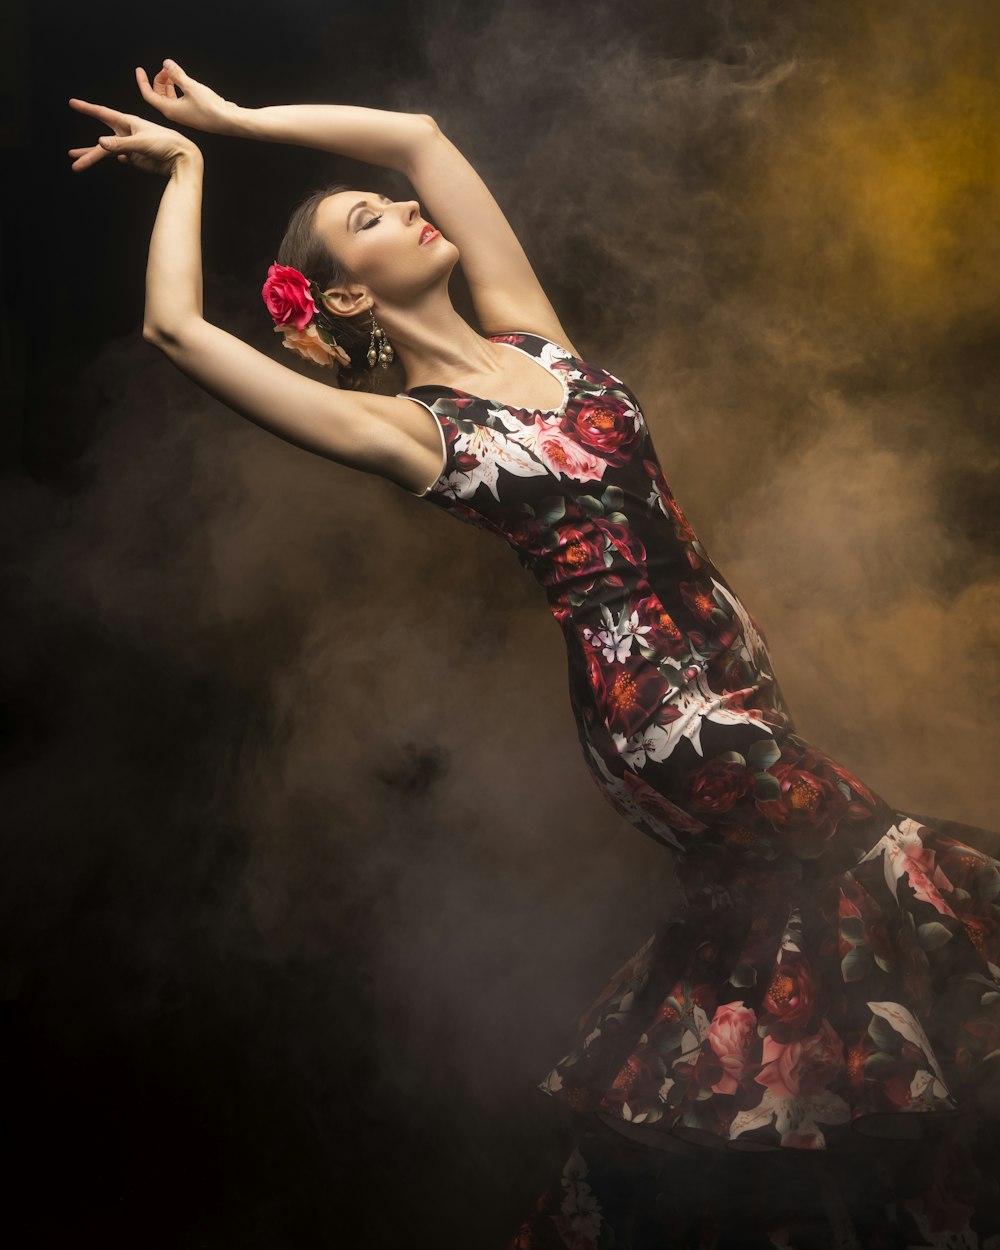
[261,262,352,369]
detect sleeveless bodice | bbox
[399,335,894,857]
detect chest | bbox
[452,349,568,415]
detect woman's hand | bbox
[134,60,240,135]
[67,98,201,177]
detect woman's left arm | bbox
[403,124,579,350]
[134,60,436,173]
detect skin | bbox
[66,61,579,493]
[314,189,566,407]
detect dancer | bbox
[68,62,1000,1247]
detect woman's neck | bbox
[377,288,502,387]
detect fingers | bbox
[66,144,108,172]
[99,134,132,152]
[68,97,136,128]
[136,66,156,103]
[161,58,189,87]
[154,68,179,99]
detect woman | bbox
[69,62,1000,1247]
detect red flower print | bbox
[553,524,605,584]
[663,494,696,542]
[837,879,893,967]
[680,582,716,621]
[755,746,850,849]
[603,1047,665,1116]
[634,601,686,658]
[554,358,604,386]
[686,758,753,815]
[532,420,605,482]
[823,757,880,809]
[561,399,641,466]
[600,658,669,739]
[596,517,647,568]
[761,952,818,1037]
[844,1030,878,1088]
[706,1003,758,1094]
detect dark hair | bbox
[275,182,400,393]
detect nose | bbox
[402,199,421,224]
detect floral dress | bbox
[398,333,1000,1248]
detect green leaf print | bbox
[839,916,866,946]
[747,740,781,771]
[917,922,953,950]
[868,1016,899,1051]
[753,773,782,801]
[864,1051,901,1078]
[728,964,757,988]
[841,948,875,981]
[536,497,567,526]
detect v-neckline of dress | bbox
[404,335,571,419]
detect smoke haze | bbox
[3,0,998,1244]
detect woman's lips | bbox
[419,227,440,245]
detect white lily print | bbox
[711,578,771,672]
[867,1001,953,1098]
[856,819,958,918]
[451,424,549,501]
[590,603,652,664]
[584,744,686,849]
[730,1087,851,1149]
[614,668,775,766]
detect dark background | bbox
[3,1,999,1246]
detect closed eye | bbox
[356,194,395,232]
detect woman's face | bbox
[314,189,457,308]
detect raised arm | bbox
[403,123,577,348]
[135,61,577,350]
[135,60,435,171]
[66,97,440,494]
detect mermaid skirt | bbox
[508,811,1000,1248]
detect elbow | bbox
[142,318,201,350]
[401,115,441,175]
[142,324,179,353]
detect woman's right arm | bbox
[141,165,424,481]
[68,96,427,487]
[148,319,417,479]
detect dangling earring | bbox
[367,311,394,369]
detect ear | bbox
[319,284,371,318]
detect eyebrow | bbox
[346,194,392,230]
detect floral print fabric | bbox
[400,334,1000,1243]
